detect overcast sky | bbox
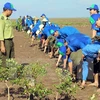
[0,0,99,18]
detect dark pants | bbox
[1,39,14,67]
[94,58,100,74]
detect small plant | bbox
[20,63,52,100]
[0,59,52,100]
[24,83,52,100]
[8,62,52,100]
[0,59,23,100]
[54,68,78,100]
[89,93,97,100]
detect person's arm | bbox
[92,29,97,38]
[82,54,85,61]
[1,40,5,53]
[0,19,5,53]
[56,54,62,67]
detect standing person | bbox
[17,16,22,31]
[87,4,99,38]
[0,2,16,67]
[86,14,100,88]
[90,13,100,38]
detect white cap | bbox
[42,18,48,22]
[39,24,44,31]
[36,30,40,35]
[30,25,33,29]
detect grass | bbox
[11,18,91,28]
[49,18,90,27]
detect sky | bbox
[0,0,100,19]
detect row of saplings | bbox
[0,59,78,100]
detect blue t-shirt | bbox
[65,33,92,52]
[82,44,100,58]
[26,18,33,27]
[59,26,80,37]
[42,24,60,38]
[42,27,51,38]
[65,33,92,45]
[31,20,41,35]
[59,46,66,59]
[68,39,86,52]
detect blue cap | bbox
[87,4,99,11]
[3,2,16,11]
[41,14,46,17]
[89,14,100,29]
[49,27,59,35]
[50,29,55,35]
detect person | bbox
[0,2,16,67]
[17,16,22,31]
[87,4,99,16]
[96,16,100,28]
[90,13,100,39]
[65,33,92,75]
[87,4,99,38]
[55,39,67,71]
[22,16,26,32]
[30,17,41,47]
[41,24,60,53]
[40,14,49,26]
[81,44,100,89]
[86,14,100,88]
[52,26,80,39]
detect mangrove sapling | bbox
[54,68,78,100]
[0,59,23,100]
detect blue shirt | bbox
[68,39,86,52]
[66,33,92,45]
[26,18,33,27]
[42,26,51,37]
[42,24,60,38]
[56,26,80,40]
[82,44,100,58]
[59,26,80,37]
[67,34,91,52]
[32,20,41,34]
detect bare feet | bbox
[88,83,98,87]
[80,85,85,89]
[48,52,53,59]
[80,81,86,89]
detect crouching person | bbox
[81,44,100,89]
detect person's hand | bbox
[54,51,58,56]
[97,57,100,62]
[56,63,59,67]
[1,45,6,54]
